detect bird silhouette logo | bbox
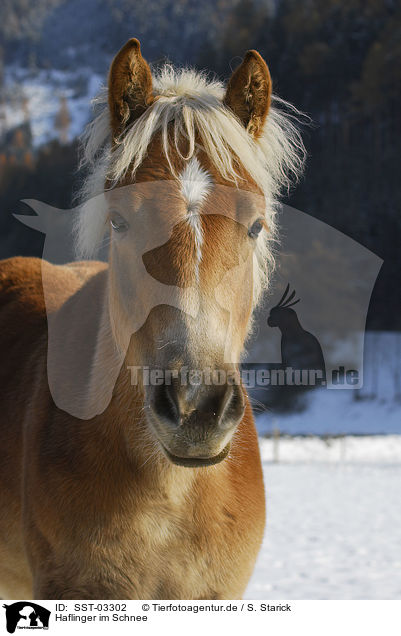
[267,284,326,382]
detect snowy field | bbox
[246,435,401,599]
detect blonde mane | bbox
[75,64,306,303]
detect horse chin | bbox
[160,443,231,468]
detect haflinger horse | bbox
[0,39,304,599]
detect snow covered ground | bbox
[245,435,401,599]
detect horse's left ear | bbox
[224,50,272,139]
[108,38,154,138]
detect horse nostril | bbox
[151,379,245,430]
[152,382,180,425]
[219,382,245,429]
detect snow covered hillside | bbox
[254,331,401,436]
[246,436,401,599]
[1,67,103,147]
[256,387,401,436]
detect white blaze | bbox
[179,157,213,276]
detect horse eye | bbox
[248,219,264,239]
[110,212,129,233]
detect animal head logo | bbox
[2,602,50,633]
[267,283,326,376]
[267,283,301,328]
[15,198,383,398]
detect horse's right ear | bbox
[108,38,154,139]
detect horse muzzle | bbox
[146,380,245,467]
